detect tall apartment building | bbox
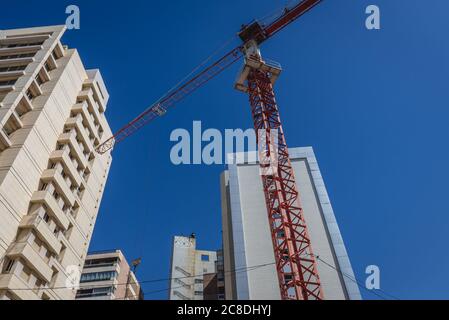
[76,249,143,300]
[0,26,113,300]
[169,235,221,300]
[221,147,362,300]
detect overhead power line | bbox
[2,253,401,301]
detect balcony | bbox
[0,34,50,46]
[0,56,34,66]
[57,131,87,169]
[0,273,40,300]
[3,111,23,137]
[0,129,12,151]
[30,190,70,230]
[41,169,76,206]
[15,95,34,117]
[0,45,43,55]
[19,214,62,254]
[6,241,53,283]
[0,82,15,94]
[65,116,94,154]
[0,70,25,79]
[71,102,99,143]
[77,89,101,125]
[50,149,82,187]
[46,52,58,70]
[83,79,106,113]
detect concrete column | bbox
[28,274,38,289]
[11,260,24,277]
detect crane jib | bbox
[95,0,323,154]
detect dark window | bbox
[0,41,43,49]
[0,65,26,72]
[76,286,114,298]
[0,79,16,86]
[3,259,15,273]
[80,271,117,283]
[0,52,36,60]
[84,257,119,268]
[26,89,35,100]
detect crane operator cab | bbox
[235,21,282,93]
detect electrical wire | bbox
[112,263,274,300]
[314,256,401,301]
[3,260,276,292]
[2,253,401,301]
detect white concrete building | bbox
[76,250,142,300]
[0,26,113,300]
[169,235,217,300]
[220,147,361,300]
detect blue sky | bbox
[2,0,449,300]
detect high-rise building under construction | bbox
[220,147,361,300]
[0,25,113,300]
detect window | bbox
[35,74,44,86]
[0,52,36,60]
[80,271,117,283]
[194,279,203,284]
[3,259,15,273]
[26,89,34,101]
[194,291,203,296]
[43,213,50,223]
[84,257,118,268]
[44,61,53,72]
[0,79,17,86]
[40,183,48,191]
[0,65,26,72]
[201,254,209,262]
[0,41,43,49]
[76,286,114,298]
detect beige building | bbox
[0,25,113,300]
[168,235,219,300]
[76,250,143,300]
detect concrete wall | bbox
[221,147,361,300]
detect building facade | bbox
[169,235,222,300]
[221,147,362,300]
[76,250,142,300]
[0,26,113,300]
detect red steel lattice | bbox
[246,68,323,300]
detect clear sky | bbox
[2,0,449,300]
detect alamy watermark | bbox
[65,5,80,30]
[366,5,381,30]
[170,121,279,174]
[365,264,381,290]
[65,265,81,290]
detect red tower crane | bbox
[97,0,323,300]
